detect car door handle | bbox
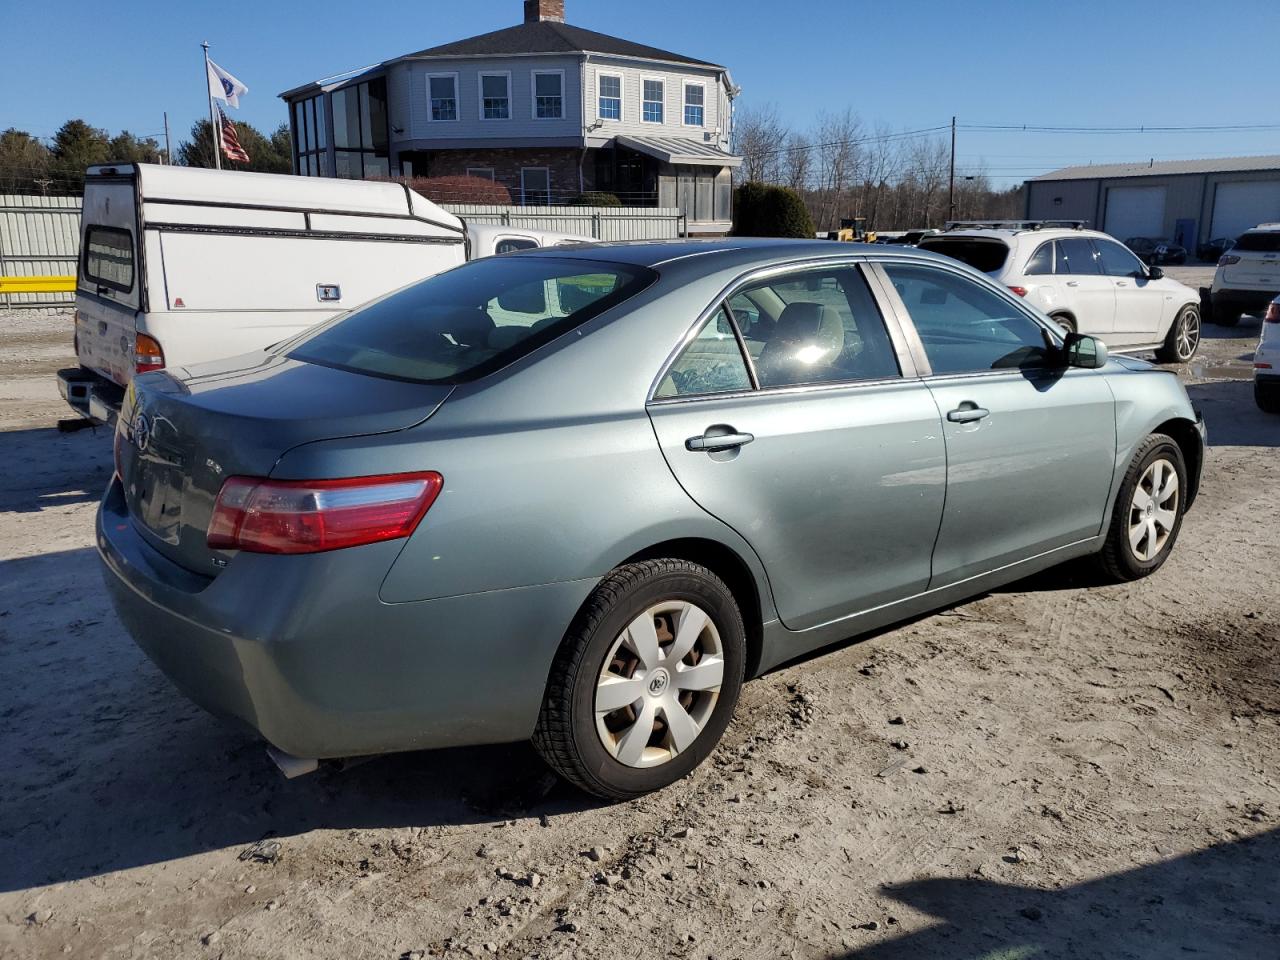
[686,430,754,452]
[1065,280,1080,287]
[1116,280,1129,287]
[947,404,990,424]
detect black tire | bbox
[533,560,746,801]
[1051,314,1077,335]
[1212,298,1240,326]
[1096,434,1187,582]
[1154,305,1201,364]
[1257,381,1280,414]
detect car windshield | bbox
[917,238,1010,273]
[1234,231,1280,252]
[289,257,655,384]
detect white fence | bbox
[0,195,686,311]
[0,195,81,310]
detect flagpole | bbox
[202,41,221,169]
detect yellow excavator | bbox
[826,217,876,243]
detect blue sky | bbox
[5,0,1278,185]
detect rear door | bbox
[876,260,1115,587]
[1094,237,1167,342]
[76,178,141,385]
[1054,237,1116,336]
[647,262,947,631]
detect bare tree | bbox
[809,108,862,231]
[781,132,812,192]
[733,103,789,184]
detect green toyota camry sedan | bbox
[100,238,1205,799]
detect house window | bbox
[292,94,327,176]
[480,72,511,120]
[428,74,458,121]
[684,83,705,127]
[533,70,564,119]
[642,79,664,123]
[467,167,496,181]
[598,74,622,121]
[521,167,550,206]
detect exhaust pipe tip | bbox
[266,745,319,779]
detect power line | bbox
[961,121,1280,135]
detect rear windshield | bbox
[1234,231,1280,252]
[917,238,1010,274]
[82,226,134,292]
[289,256,655,384]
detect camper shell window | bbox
[83,226,134,292]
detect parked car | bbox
[1255,295,1280,413]
[1124,237,1188,266]
[101,239,1205,799]
[884,228,942,246]
[59,163,588,423]
[1209,223,1280,326]
[1196,236,1235,263]
[918,225,1202,362]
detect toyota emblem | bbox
[133,414,151,453]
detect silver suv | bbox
[1209,224,1280,326]
[920,221,1202,363]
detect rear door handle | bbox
[686,430,754,452]
[1116,280,1128,287]
[1065,280,1080,287]
[947,405,990,424]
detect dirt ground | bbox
[1,272,1277,960]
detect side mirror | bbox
[1063,332,1107,369]
[1147,266,1164,280]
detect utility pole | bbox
[163,112,172,165]
[948,115,956,222]
[202,41,221,169]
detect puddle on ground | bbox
[1187,362,1253,381]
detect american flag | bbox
[218,107,250,164]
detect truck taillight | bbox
[1219,254,1241,266]
[135,333,164,374]
[1265,302,1280,324]
[207,472,443,555]
[1007,286,1028,297]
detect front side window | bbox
[884,263,1053,375]
[655,307,752,398]
[1094,238,1145,277]
[1055,238,1101,275]
[642,79,664,123]
[599,74,621,120]
[1024,242,1053,275]
[429,74,458,121]
[481,73,510,120]
[735,267,900,388]
[83,226,134,292]
[684,83,704,126]
[290,257,654,384]
[533,71,563,119]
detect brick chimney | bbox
[524,0,564,22]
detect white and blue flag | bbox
[206,58,248,109]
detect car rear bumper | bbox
[97,476,596,759]
[57,367,122,423]
[1211,288,1278,312]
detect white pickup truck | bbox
[59,163,588,421]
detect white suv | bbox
[1209,223,1280,326]
[919,222,1202,363]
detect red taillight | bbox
[1007,285,1028,297]
[1219,254,1241,266]
[1265,302,1280,324]
[135,333,164,374]
[207,472,443,554]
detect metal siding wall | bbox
[442,203,684,240]
[406,56,583,141]
[584,57,726,149]
[1025,180,1100,225]
[0,194,81,309]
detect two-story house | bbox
[279,0,741,232]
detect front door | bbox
[1094,237,1168,343]
[647,264,946,631]
[877,260,1116,587]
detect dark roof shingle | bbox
[396,20,722,68]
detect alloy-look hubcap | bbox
[1128,458,1179,562]
[594,600,724,768]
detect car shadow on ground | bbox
[0,546,596,895]
[1186,380,1278,448]
[834,828,1280,959]
[0,427,113,513]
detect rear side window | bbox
[1024,243,1053,275]
[1234,231,1280,252]
[289,257,654,384]
[1055,238,1101,275]
[655,307,752,398]
[918,238,1010,273]
[82,226,134,292]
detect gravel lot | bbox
[2,271,1277,959]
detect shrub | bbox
[732,183,815,239]
[373,175,512,205]
[570,191,623,207]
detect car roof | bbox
[925,227,1112,244]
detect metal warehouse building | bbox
[1025,155,1280,254]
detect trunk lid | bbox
[117,352,452,576]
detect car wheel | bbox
[1257,381,1280,414]
[1051,314,1076,335]
[533,559,746,800]
[1212,299,1240,326]
[1096,434,1187,582]
[1155,305,1201,363]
